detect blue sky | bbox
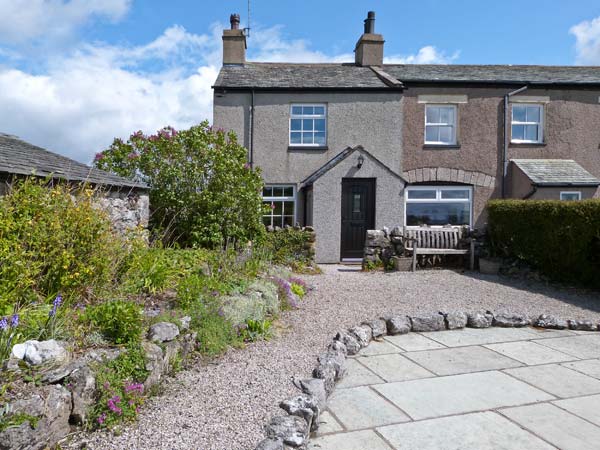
[0,0,599,163]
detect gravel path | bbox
[77,266,600,450]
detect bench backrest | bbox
[403,226,466,250]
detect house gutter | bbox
[502,85,528,198]
[522,185,538,199]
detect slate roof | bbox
[301,145,405,187]
[0,133,147,189]
[213,62,600,89]
[511,159,600,186]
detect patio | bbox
[311,327,600,450]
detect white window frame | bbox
[560,191,581,201]
[289,104,327,147]
[262,184,296,227]
[404,185,473,228]
[424,104,457,145]
[511,103,544,144]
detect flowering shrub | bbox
[271,277,299,309]
[90,343,148,429]
[0,178,123,309]
[95,122,266,248]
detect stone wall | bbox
[363,227,405,268]
[96,189,150,235]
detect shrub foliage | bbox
[487,199,600,287]
[94,122,265,248]
[262,228,315,269]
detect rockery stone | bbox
[442,311,468,329]
[385,316,412,335]
[279,395,320,431]
[148,321,180,343]
[265,415,309,448]
[334,330,361,355]
[568,319,598,331]
[11,339,68,367]
[493,312,531,328]
[293,378,327,410]
[410,314,446,332]
[467,311,494,328]
[534,314,569,330]
[348,325,372,347]
[363,319,387,338]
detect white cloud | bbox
[385,46,460,64]
[0,0,131,44]
[0,21,458,163]
[570,16,600,64]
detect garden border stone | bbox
[252,311,600,450]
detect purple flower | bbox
[49,294,62,318]
[124,382,144,394]
[94,152,104,162]
[0,317,7,331]
[289,277,308,289]
[217,307,225,317]
[97,413,106,425]
[10,314,18,328]
[107,396,122,415]
[243,163,251,170]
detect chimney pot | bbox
[364,11,376,34]
[230,13,241,30]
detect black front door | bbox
[341,178,375,259]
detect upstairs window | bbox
[512,104,543,143]
[290,104,326,146]
[262,185,295,227]
[425,105,457,145]
[560,191,581,201]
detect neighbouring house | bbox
[213,12,600,263]
[0,133,149,234]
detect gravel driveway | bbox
[77,266,600,450]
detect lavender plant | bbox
[0,314,21,367]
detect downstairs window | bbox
[405,186,472,227]
[262,185,295,227]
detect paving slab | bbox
[359,353,435,382]
[308,430,393,450]
[354,340,404,356]
[377,411,555,450]
[525,328,576,339]
[373,370,554,420]
[421,327,538,347]
[404,345,523,376]
[314,411,344,436]
[561,358,600,379]
[504,364,600,398]
[336,359,385,389]
[501,403,600,450]
[383,333,445,351]
[327,386,410,430]
[553,394,600,427]
[534,334,600,359]
[485,341,576,365]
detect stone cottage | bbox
[0,133,149,233]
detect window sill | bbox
[288,145,328,151]
[423,144,461,150]
[510,142,546,147]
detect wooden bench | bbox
[402,226,475,272]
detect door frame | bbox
[340,178,376,260]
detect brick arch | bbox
[403,167,496,188]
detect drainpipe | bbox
[249,89,255,167]
[523,185,538,199]
[502,85,528,198]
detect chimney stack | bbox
[222,13,246,65]
[354,11,384,66]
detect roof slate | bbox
[511,159,600,186]
[0,133,147,189]
[213,62,600,89]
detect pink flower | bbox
[243,163,251,170]
[108,396,123,415]
[94,152,104,161]
[270,202,275,210]
[127,152,138,160]
[97,413,106,424]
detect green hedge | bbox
[487,199,600,287]
[262,227,316,270]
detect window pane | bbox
[303,119,314,131]
[283,186,294,197]
[513,106,526,122]
[425,126,439,142]
[314,119,326,131]
[262,187,273,197]
[291,106,302,115]
[441,189,469,199]
[302,106,314,115]
[273,216,283,228]
[314,132,326,145]
[273,187,283,197]
[273,201,283,215]
[408,189,437,199]
[512,125,525,140]
[283,216,294,227]
[439,107,454,124]
[438,126,453,143]
[314,106,325,115]
[426,106,440,124]
[290,132,301,144]
[525,125,538,141]
[263,216,272,227]
[290,119,302,131]
[406,202,470,226]
[283,201,294,214]
[302,132,313,144]
[526,106,540,122]
[561,192,580,201]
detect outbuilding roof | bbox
[511,159,600,186]
[0,133,147,189]
[214,63,600,90]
